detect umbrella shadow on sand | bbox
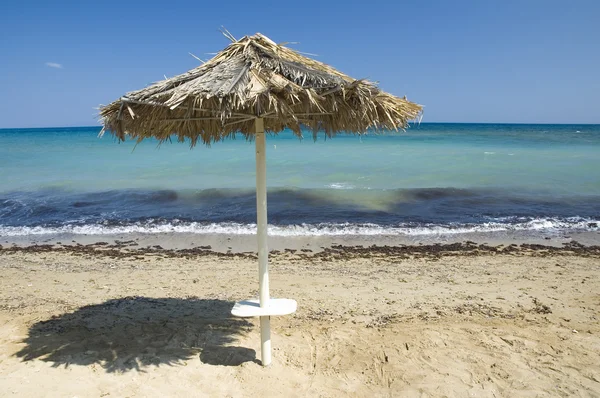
[15,297,257,372]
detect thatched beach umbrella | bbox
[99,32,422,366]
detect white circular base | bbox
[231,298,297,317]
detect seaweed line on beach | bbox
[1,240,599,261]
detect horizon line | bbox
[1,121,600,130]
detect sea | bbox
[1,123,599,239]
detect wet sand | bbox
[0,239,599,397]
[3,228,600,252]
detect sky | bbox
[0,0,598,127]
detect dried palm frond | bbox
[99,33,422,146]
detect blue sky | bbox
[0,0,598,127]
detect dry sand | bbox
[0,242,599,397]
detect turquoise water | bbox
[1,123,599,236]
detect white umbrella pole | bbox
[255,118,271,366]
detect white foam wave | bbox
[328,183,355,190]
[0,217,598,237]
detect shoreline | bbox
[2,232,600,261]
[2,229,600,254]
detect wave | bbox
[1,217,598,237]
[2,188,599,241]
[328,183,356,190]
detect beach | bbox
[1,238,599,397]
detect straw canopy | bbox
[99,33,422,145]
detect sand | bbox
[1,241,599,397]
